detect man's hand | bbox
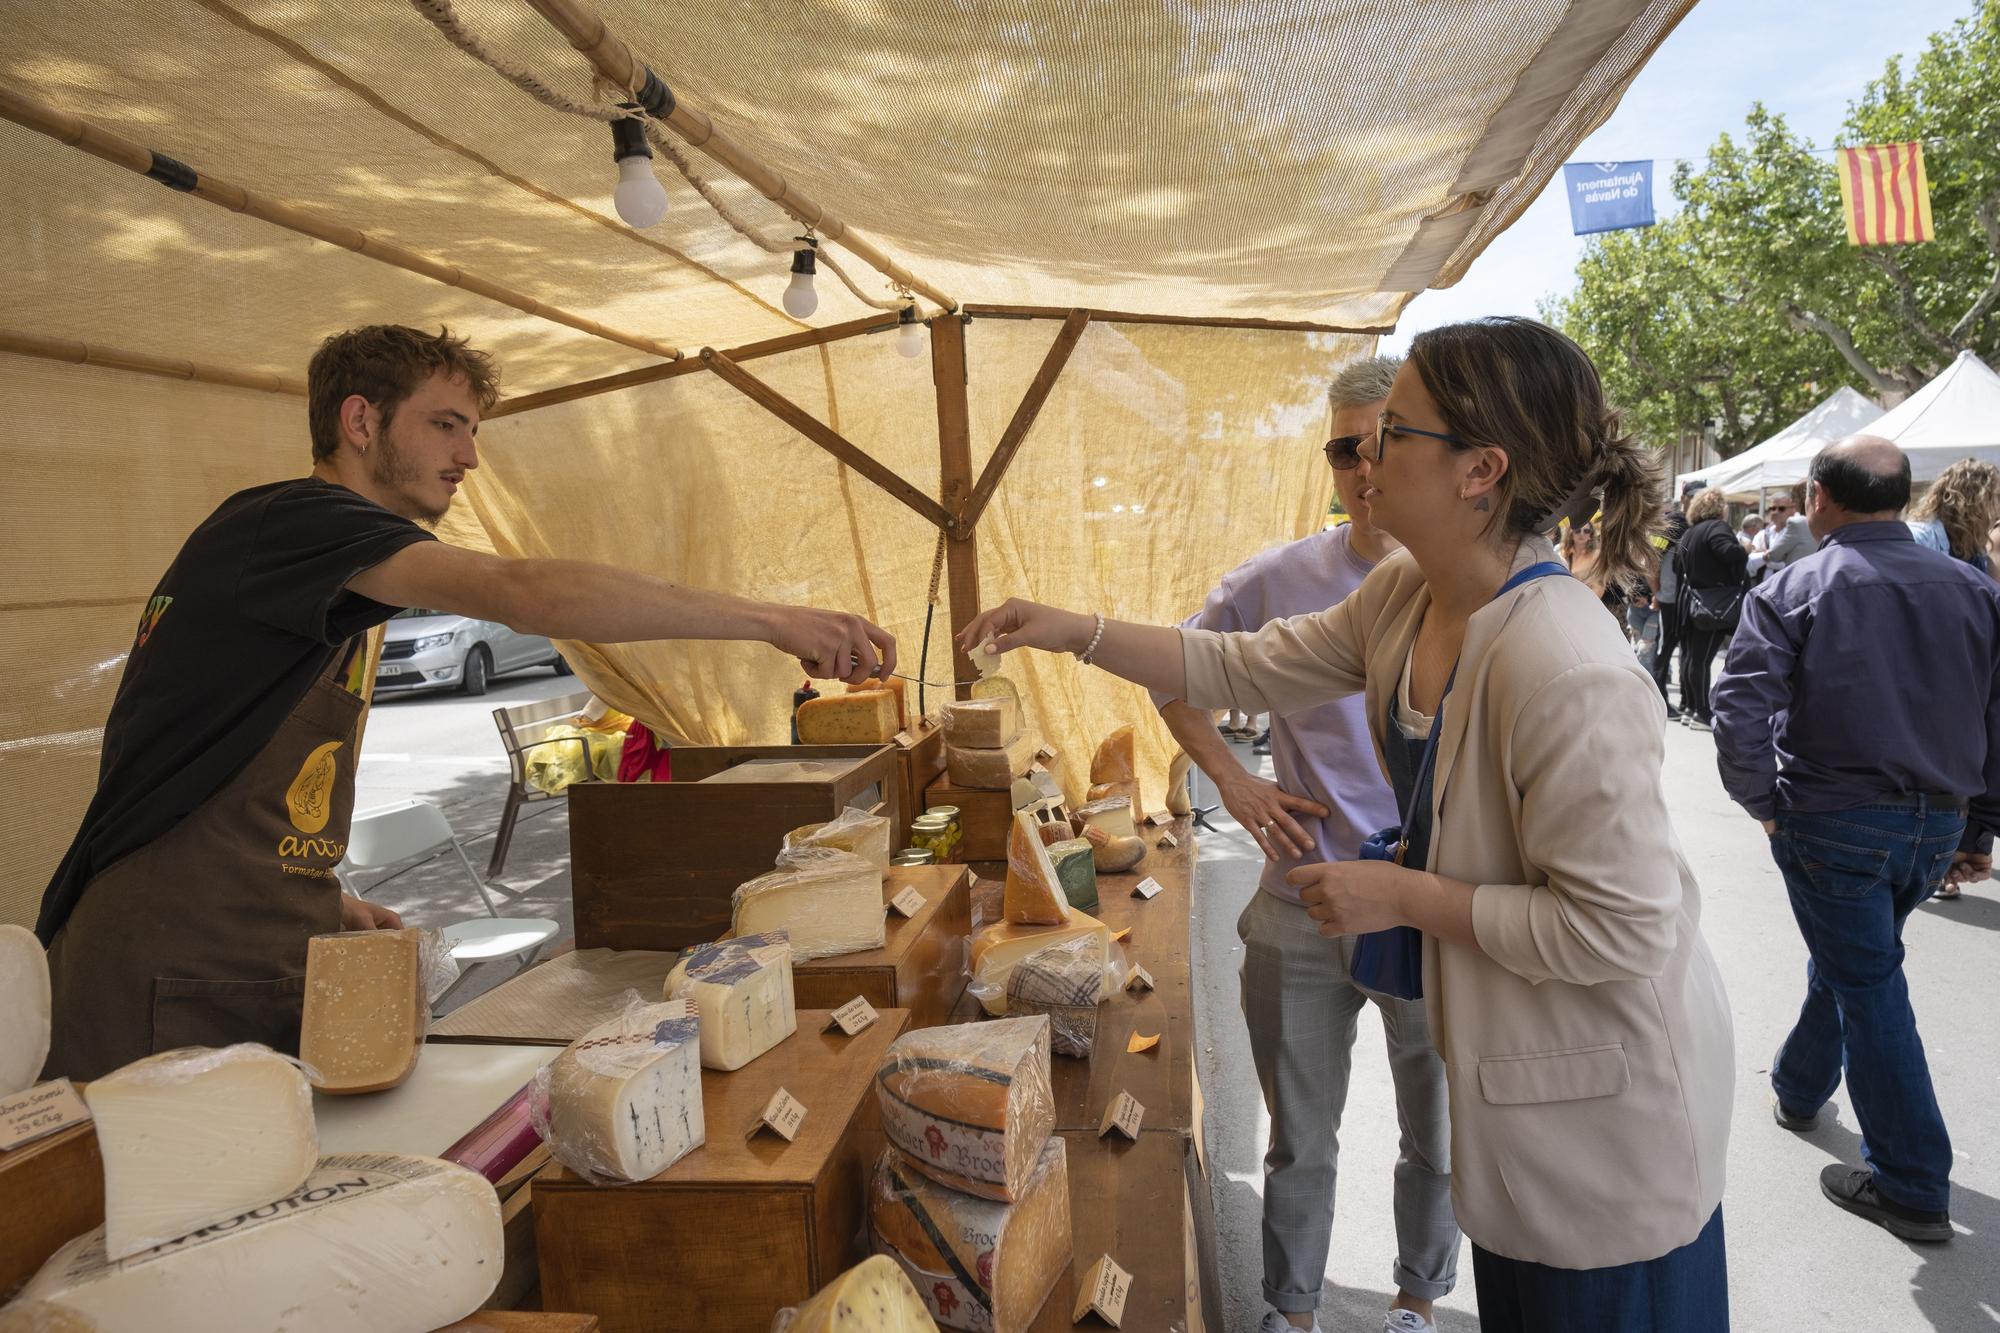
[1218,775,1329,860]
[765,607,897,686]
[340,892,403,931]
[1288,860,1415,937]
[1947,851,1991,886]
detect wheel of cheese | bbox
[0,924,51,1096]
[874,1018,1053,1201]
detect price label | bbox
[1097,1091,1145,1141]
[1132,877,1164,900]
[750,1088,808,1142]
[827,996,880,1036]
[0,1079,91,1151]
[1071,1253,1134,1327]
[1124,964,1155,993]
[1145,811,1173,827]
[1156,831,1179,849]
[888,885,927,918]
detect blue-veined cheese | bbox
[545,999,704,1183]
[664,930,797,1071]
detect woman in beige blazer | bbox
[962,318,1734,1330]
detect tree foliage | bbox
[1545,0,2000,457]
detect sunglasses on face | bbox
[1324,434,1367,470]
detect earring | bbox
[1474,496,1492,512]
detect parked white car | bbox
[374,608,570,697]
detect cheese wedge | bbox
[968,912,1110,1017]
[783,809,893,872]
[733,849,886,961]
[299,928,428,1094]
[664,930,797,1071]
[941,698,1020,750]
[798,690,899,745]
[969,674,1021,712]
[1090,725,1137,785]
[1004,937,1105,1058]
[1,923,51,1095]
[870,1139,1070,1332]
[546,999,704,1183]
[875,1018,1054,1202]
[775,1254,939,1333]
[1002,810,1070,925]
[1047,839,1099,912]
[84,1044,318,1262]
[15,1153,502,1333]
[1077,795,1139,841]
[945,733,1037,789]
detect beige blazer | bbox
[1182,537,1734,1269]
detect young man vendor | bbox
[38,324,898,1080]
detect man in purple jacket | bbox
[1713,434,2000,1244]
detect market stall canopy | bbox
[1677,386,1884,498]
[1745,351,2000,488]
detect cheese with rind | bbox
[1004,938,1105,1058]
[874,1018,1053,1202]
[544,999,704,1183]
[1047,839,1099,912]
[869,1139,1071,1332]
[1001,811,1069,926]
[0,923,51,1095]
[968,913,1110,1017]
[798,690,900,744]
[14,1152,502,1333]
[1077,796,1138,841]
[665,930,797,1071]
[299,929,428,1094]
[772,1254,940,1333]
[1089,726,1137,785]
[940,699,1020,750]
[945,734,1037,789]
[733,849,885,961]
[848,676,910,731]
[84,1044,319,1261]
[783,809,893,872]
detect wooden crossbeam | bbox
[0,329,305,396]
[965,303,1392,336]
[963,309,1090,530]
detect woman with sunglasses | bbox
[960,317,1733,1331]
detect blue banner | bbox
[1561,160,1655,235]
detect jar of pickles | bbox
[922,805,964,863]
[909,814,955,863]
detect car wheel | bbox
[552,653,574,677]
[460,645,491,696]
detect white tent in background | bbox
[1747,350,2000,487]
[1676,386,1883,497]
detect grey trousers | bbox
[1237,891,1460,1313]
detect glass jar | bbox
[909,815,954,863]
[891,848,936,866]
[922,806,964,863]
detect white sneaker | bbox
[1258,1312,1322,1333]
[1384,1312,1436,1333]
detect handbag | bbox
[1350,561,1571,1000]
[1683,582,1744,633]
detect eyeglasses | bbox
[1374,413,1466,461]
[1324,434,1367,470]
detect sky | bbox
[1380,0,1980,354]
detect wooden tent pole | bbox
[700,348,954,532]
[0,83,683,363]
[929,315,982,697]
[523,0,958,314]
[963,309,1089,530]
[964,303,1393,336]
[0,330,305,396]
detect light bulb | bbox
[896,319,926,358]
[783,270,818,318]
[613,154,667,228]
[1091,476,1108,488]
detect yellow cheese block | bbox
[941,697,1021,749]
[968,912,1108,1016]
[945,733,1038,789]
[1090,725,1137,784]
[798,690,900,745]
[300,929,427,1095]
[1003,810,1070,925]
[779,1254,939,1332]
[847,677,909,731]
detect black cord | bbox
[918,601,935,718]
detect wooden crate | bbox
[0,1118,104,1294]
[571,744,900,950]
[922,774,1017,860]
[894,718,947,842]
[534,1010,910,1333]
[794,866,971,1028]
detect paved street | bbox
[359,687,1999,1331]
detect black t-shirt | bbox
[36,479,436,942]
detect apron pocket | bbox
[153,975,309,1057]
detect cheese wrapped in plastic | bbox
[869,1139,1071,1332]
[1002,936,1109,1058]
[1002,810,1069,926]
[13,1153,502,1333]
[874,1018,1053,1202]
[945,735,1038,789]
[782,808,894,873]
[665,930,797,1071]
[769,1254,940,1333]
[733,848,885,960]
[968,912,1110,1017]
[940,698,1021,750]
[83,1044,319,1261]
[536,996,704,1184]
[1,923,51,1096]
[299,927,456,1095]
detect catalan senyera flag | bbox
[1836,142,1935,245]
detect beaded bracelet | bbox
[1076,611,1106,666]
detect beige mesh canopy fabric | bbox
[0,0,1693,925]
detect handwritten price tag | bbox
[0,1079,91,1151]
[888,885,927,918]
[1071,1253,1134,1327]
[827,997,880,1036]
[1124,964,1155,993]
[1097,1091,1145,1140]
[1131,877,1164,900]
[1156,831,1179,849]
[750,1088,808,1142]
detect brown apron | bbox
[44,643,364,1080]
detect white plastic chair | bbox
[337,799,559,1007]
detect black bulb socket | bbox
[790,244,818,276]
[610,117,652,164]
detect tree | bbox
[1546,0,1999,455]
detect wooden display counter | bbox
[793,864,969,1027]
[0,1118,103,1295]
[436,1316,598,1332]
[534,1010,911,1333]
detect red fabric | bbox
[618,722,673,783]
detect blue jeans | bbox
[1770,800,1961,1213]
[1471,1207,1727,1331]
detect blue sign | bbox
[1561,160,1655,235]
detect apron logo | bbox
[135,595,173,648]
[285,741,342,834]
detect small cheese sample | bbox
[875,1018,1054,1202]
[733,849,886,961]
[664,930,797,1071]
[1002,810,1070,926]
[944,733,1038,789]
[870,1138,1071,1332]
[14,1152,502,1333]
[1047,838,1099,912]
[798,690,900,745]
[940,698,1020,750]
[545,1000,704,1183]
[1004,937,1106,1057]
[971,640,1005,678]
[783,808,893,872]
[84,1044,318,1261]
[1,923,51,1095]
[968,912,1110,1016]
[848,676,910,731]
[300,928,427,1094]
[1090,725,1137,785]
[774,1254,939,1333]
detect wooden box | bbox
[794,865,971,1028]
[571,743,900,950]
[894,717,947,842]
[534,1010,910,1333]
[923,774,1018,860]
[0,1117,104,1294]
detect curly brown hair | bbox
[307,325,500,462]
[1685,487,1728,526]
[1908,458,2000,562]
